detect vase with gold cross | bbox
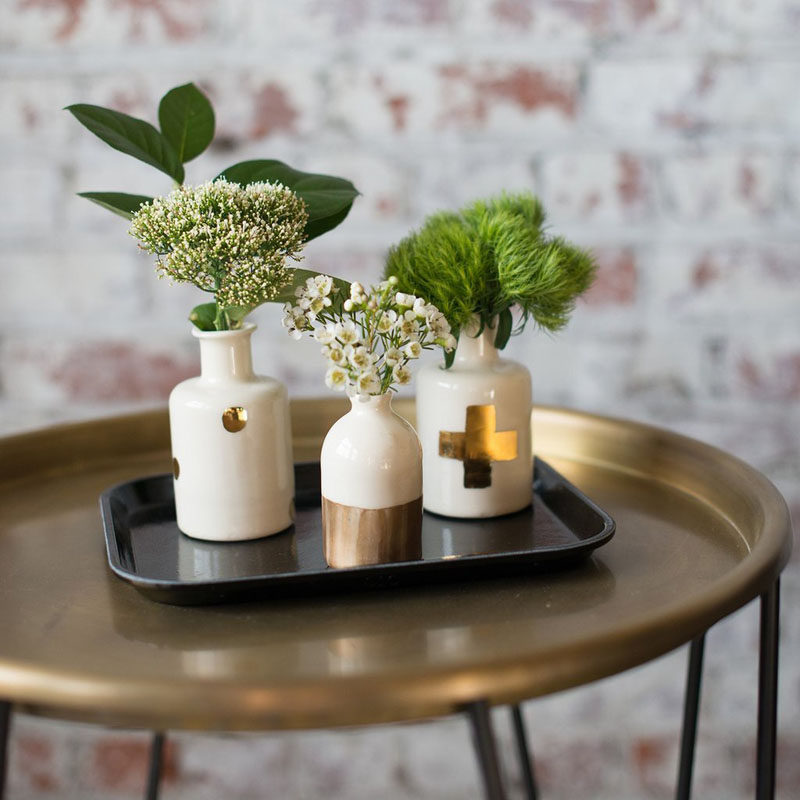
[416,317,533,518]
[169,322,295,541]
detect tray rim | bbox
[100,457,615,599]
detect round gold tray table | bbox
[0,399,792,799]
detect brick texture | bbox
[1,1,799,799]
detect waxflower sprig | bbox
[129,179,307,331]
[284,276,457,396]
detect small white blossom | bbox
[314,274,334,295]
[393,364,412,385]
[356,370,381,395]
[384,347,403,367]
[314,323,335,345]
[427,310,451,337]
[349,346,374,370]
[403,340,422,359]
[308,295,331,316]
[325,366,348,391]
[282,304,308,340]
[324,344,346,364]
[399,311,420,338]
[343,298,354,312]
[395,292,417,308]
[440,333,458,351]
[335,320,360,345]
[376,309,397,333]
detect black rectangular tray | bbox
[101,458,614,605]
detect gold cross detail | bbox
[439,404,518,489]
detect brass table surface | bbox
[0,399,792,732]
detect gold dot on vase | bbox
[172,458,180,479]
[222,406,248,432]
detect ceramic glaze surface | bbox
[169,323,294,541]
[320,394,422,509]
[416,324,533,517]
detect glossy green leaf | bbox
[78,191,153,220]
[158,83,215,164]
[215,160,359,241]
[494,307,513,350]
[66,104,184,183]
[224,306,251,326]
[303,202,353,242]
[188,303,217,331]
[444,346,456,369]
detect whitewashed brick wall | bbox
[1,1,798,798]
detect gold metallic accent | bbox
[439,404,518,488]
[172,457,180,480]
[0,399,791,732]
[222,406,248,433]
[322,496,423,568]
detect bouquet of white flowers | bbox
[284,275,456,396]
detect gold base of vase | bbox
[322,496,423,568]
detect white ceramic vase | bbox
[169,323,294,541]
[416,319,533,518]
[320,393,423,568]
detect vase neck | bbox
[194,324,256,382]
[455,318,499,365]
[348,393,393,415]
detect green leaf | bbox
[158,83,215,164]
[78,191,153,220]
[494,307,513,350]
[215,160,358,241]
[444,347,456,369]
[304,203,353,242]
[189,302,217,331]
[223,306,251,326]
[66,103,184,183]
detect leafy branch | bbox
[67,82,360,328]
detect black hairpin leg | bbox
[145,732,165,800]
[676,635,705,800]
[466,700,507,800]
[510,704,539,800]
[756,579,780,800]
[0,701,11,800]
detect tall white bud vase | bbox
[169,323,294,541]
[416,319,533,518]
[320,393,423,568]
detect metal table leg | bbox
[510,705,539,800]
[676,635,705,800]
[466,700,507,800]
[145,732,165,800]
[0,701,10,800]
[756,579,780,800]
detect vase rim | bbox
[192,322,257,339]
[349,392,392,406]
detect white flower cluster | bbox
[129,179,308,309]
[283,275,457,396]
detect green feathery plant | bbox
[67,83,358,330]
[384,192,596,366]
